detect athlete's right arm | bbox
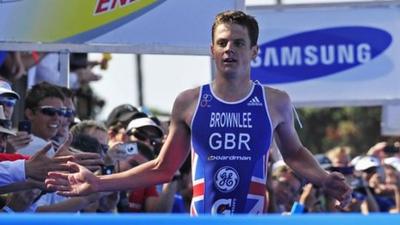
[97,89,196,192]
[46,89,197,196]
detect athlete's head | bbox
[211,10,259,48]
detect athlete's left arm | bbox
[272,91,351,207]
[271,90,328,186]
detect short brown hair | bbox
[211,10,259,47]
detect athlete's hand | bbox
[45,161,100,197]
[321,172,352,208]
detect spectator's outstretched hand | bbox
[56,133,104,172]
[45,161,99,197]
[321,172,352,208]
[25,143,72,181]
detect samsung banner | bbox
[0,0,244,54]
[248,2,400,108]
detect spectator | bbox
[269,160,303,214]
[17,82,65,156]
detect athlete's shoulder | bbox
[171,86,201,123]
[175,86,201,106]
[263,86,290,101]
[262,85,292,110]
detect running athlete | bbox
[46,10,352,214]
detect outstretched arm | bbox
[46,90,195,196]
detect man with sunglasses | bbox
[17,82,66,156]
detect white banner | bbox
[248,1,400,107]
[0,0,244,55]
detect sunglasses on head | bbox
[0,97,16,107]
[36,106,65,117]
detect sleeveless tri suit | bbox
[190,82,273,215]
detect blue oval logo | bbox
[250,26,392,84]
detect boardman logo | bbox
[247,96,263,106]
[250,26,392,84]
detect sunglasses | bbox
[129,129,150,142]
[0,97,16,107]
[36,106,65,117]
[62,107,76,118]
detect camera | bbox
[120,142,139,155]
[18,120,31,134]
[101,165,115,175]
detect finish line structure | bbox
[1,213,400,225]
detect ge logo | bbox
[214,166,239,193]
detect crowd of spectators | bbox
[0,51,399,214]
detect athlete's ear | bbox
[210,44,215,59]
[251,45,259,60]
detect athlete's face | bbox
[211,23,258,77]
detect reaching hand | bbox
[45,161,99,197]
[55,133,104,172]
[321,172,352,208]
[25,143,72,181]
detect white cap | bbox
[0,80,19,100]
[354,155,380,171]
[126,117,163,138]
[383,157,400,172]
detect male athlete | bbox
[46,10,351,215]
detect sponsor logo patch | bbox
[251,26,392,83]
[214,166,239,193]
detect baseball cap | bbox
[383,157,400,172]
[0,80,19,100]
[106,104,140,127]
[354,155,380,171]
[126,117,164,138]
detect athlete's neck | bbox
[211,78,253,102]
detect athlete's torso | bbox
[190,82,273,215]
